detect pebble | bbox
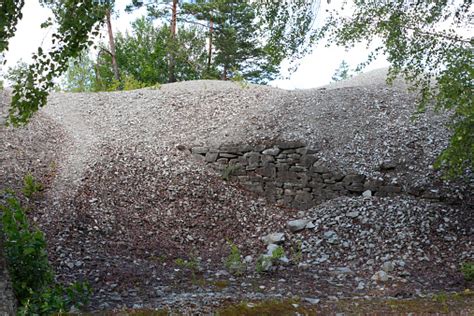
[371,270,389,282]
[262,232,285,245]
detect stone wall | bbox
[191,141,403,209]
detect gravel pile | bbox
[284,196,473,292]
[0,71,472,311]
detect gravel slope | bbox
[1,71,472,312]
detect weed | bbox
[290,240,303,264]
[149,83,162,90]
[175,257,200,283]
[461,262,474,281]
[221,165,240,181]
[225,242,246,276]
[255,246,285,274]
[22,173,43,198]
[1,194,90,314]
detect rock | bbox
[362,190,372,197]
[382,261,395,272]
[346,211,360,218]
[260,255,273,272]
[324,230,337,239]
[262,147,281,156]
[357,282,365,290]
[287,219,310,233]
[371,270,389,282]
[304,297,320,305]
[305,221,315,229]
[262,232,285,245]
[380,160,397,171]
[191,147,209,154]
[244,255,253,263]
[266,244,280,256]
[336,267,353,274]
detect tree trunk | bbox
[168,0,178,83]
[207,16,213,73]
[106,8,120,82]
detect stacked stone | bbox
[191,142,404,209]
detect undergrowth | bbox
[0,188,91,314]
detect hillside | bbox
[0,70,472,313]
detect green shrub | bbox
[221,165,240,181]
[122,75,147,91]
[0,193,91,314]
[175,257,200,283]
[22,173,43,198]
[461,262,474,282]
[225,242,246,276]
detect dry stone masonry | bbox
[191,141,405,209]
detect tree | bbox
[331,60,352,82]
[322,1,473,177]
[61,52,97,92]
[95,17,209,89]
[1,0,106,125]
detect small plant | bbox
[225,242,246,276]
[149,83,162,90]
[1,193,91,313]
[221,164,240,181]
[22,173,43,198]
[230,68,249,89]
[255,246,285,274]
[290,240,303,264]
[175,257,200,283]
[461,262,474,281]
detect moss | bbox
[216,299,318,316]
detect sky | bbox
[1,0,390,90]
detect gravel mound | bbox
[1,75,472,311]
[287,196,473,292]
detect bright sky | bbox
[1,0,390,90]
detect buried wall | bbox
[190,141,405,210]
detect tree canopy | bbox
[322,0,473,176]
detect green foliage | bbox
[122,74,148,91]
[61,51,97,92]
[225,242,246,276]
[331,60,353,82]
[22,173,43,198]
[6,1,106,125]
[0,193,91,313]
[182,0,278,84]
[255,246,285,274]
[461,262,474,282]
[290,240,303,264]
[95,17,209,89]
[221,164,240,181]
[0,1,26,58]
[175,257,200,282]
[321,1,473,177]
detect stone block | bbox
[281,149,296,154]
[343,174,366,184]
[311,161,330,173]
[289,166,307,172]
[191,147,209,154]
[288,153,301,160]
[219,153,238,158]
[308,181,325,191]
[205,152,218,163]
[256,164,276,178]
[346,183,365,192]
[278,140,306,149]
[262,147,281,156]
[300,154,318,167]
